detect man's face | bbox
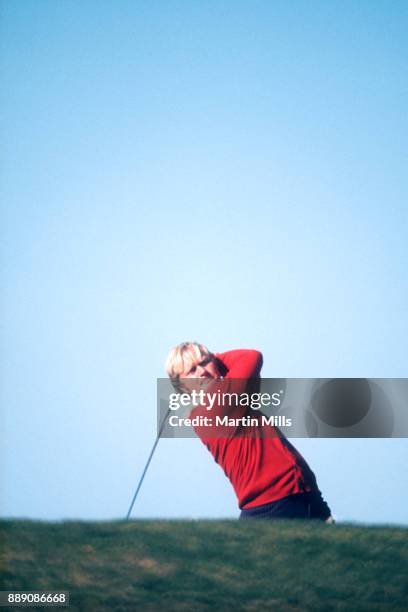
[179,355,221,393]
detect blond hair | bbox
[165,342,211,390]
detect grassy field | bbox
[1,519,407,611]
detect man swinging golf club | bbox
[166,342,334,522]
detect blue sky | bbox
[1,1,407,524]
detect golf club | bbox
[125,405,171,520]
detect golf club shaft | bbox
[126,407,171,520]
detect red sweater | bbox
[191,349,319,509]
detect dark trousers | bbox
[240,491,331,521]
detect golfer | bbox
[166,342,334,522]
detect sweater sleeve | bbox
[190,349,264,431]
[215,349,263,379]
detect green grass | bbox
[1,520,407,611]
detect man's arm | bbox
[215,349,263,379]
[190,349,264,427]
